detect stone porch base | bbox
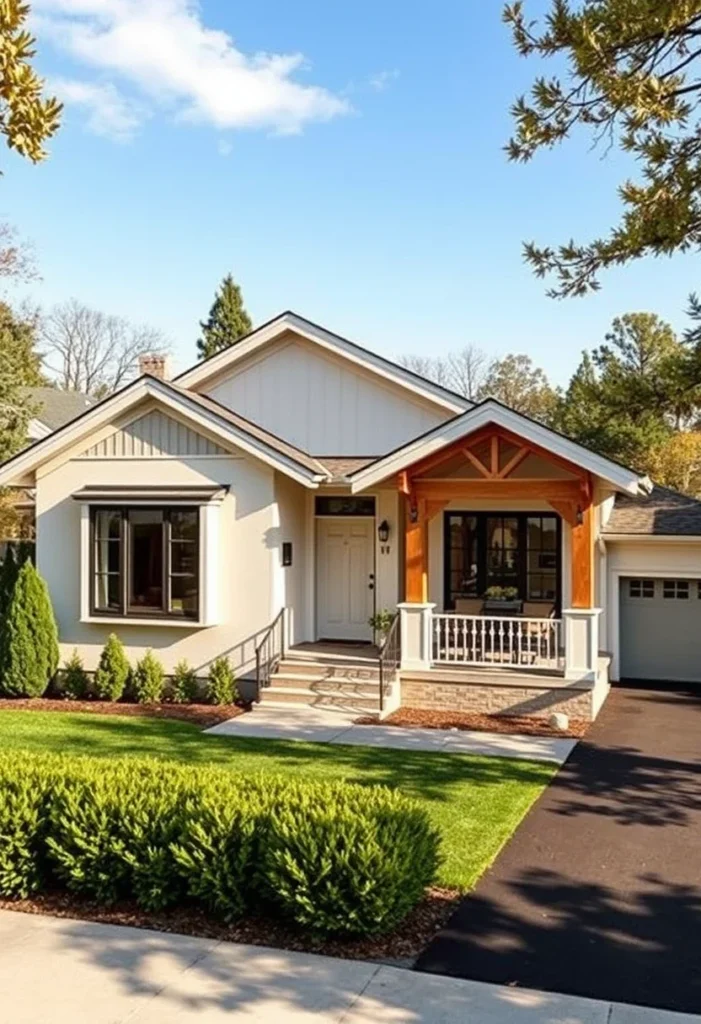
[401,660,610,722]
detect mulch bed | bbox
[355,707,589,739]
[0,888,460,966]
[0,698,246,729]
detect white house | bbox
[2,311,700,721]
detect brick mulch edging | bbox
[355,707,588,739]
[0,887,459,966]
[0,698,246,729]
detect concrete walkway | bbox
[0,910,697,1023]
[205,703,576,764]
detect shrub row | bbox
[59,636,237,706]
[0,752,441,938]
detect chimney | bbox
[139,353,170,380]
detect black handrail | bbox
[254,608,286,703]
[378,613,400,715]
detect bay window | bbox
[91,507,200,620]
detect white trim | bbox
[174,312,470,415]
[28,418,52,440]
[350,400,648,496]
[0,377,325,490]
[603,533,701,543]
[81,616,209,629]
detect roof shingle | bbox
[604,485,701,536]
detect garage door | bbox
[620,577,701,683]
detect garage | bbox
[620,576,701,683]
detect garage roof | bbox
[605,486,701,536]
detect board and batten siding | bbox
[203,337,450,456]
[79,410,228,458]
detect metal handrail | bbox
[254,608,286,703]
[378,613,400,715]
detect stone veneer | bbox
[401,677,595,720]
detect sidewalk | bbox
[0,910,695,1024]
[205,703,576,764]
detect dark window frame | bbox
[90,506,200,621]
[442,510,562,612]
[314,496,376,517]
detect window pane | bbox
[170,574,198,615]
[447,515,478,604]
[129,510,164,612]
[95,573,120,611]
[171,541,197,575]
[95,510,121,541]
[170,509,198,542]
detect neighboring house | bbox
[0,311,699,721]
[27,388,94,442]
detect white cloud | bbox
[34,0,351,139]
[51,77,143,140]
[368,69,399,92]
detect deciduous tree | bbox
[505,0,701,296]
[0,1,61,166]
[646,431,701,495]
[478,353,560,422]
[40,299,168,398]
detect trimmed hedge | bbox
[0,752,441,937]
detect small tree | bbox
[94,634,130,702]
[171,659,199,704]
[206,656,236,705]
[61,650,90,701]
[131,650,165,704]
[0,561,59,698]
[197,275,252,360]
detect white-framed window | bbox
[663,579,689,600]
[629,578,655,599]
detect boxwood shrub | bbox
[0,752,441,937]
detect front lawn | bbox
[0,710,556,890]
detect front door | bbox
[316,518,374,641]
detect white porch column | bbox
[562,608,601,683]
[398,602,435,670]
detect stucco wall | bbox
[273,473,311,646]
[35,454,277,677]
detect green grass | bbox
[0,710,556,890]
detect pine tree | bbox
[94,634,130,702]
[0,561,59,698]
[0,303,45,463]
[197,275,252,360]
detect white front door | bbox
[316,518,375,641]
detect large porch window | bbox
[444,512,561,610]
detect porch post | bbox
[398,602,436,670]
[571,499,594,608]
[405,498,428,603]
[562,608,601,683]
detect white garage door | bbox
[620,577,701,683]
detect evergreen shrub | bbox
[93,634,130,701]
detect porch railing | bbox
[254,608,286,702]
[378,613,400,714]
[432,613,563,671]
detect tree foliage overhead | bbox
[0,301,43,462]
[505,0,701,296]
[0,1,62,165]
[197,274,252,361]
[479,353,560,421]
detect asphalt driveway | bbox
[415,683,701,1014]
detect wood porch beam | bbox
[497,445,529,479]
[462,447,491,478]
[490,435,499,476]
[413,479,583,502]
[571,487,594,608]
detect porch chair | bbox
[455,598,484,615]
[521,602,557,666]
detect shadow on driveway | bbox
[415,683,701,1014]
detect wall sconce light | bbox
[378,520,390,544]
[575,505,584,527]
[409,505,419,524]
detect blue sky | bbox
[3,0,698,384]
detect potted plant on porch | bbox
[482,586,522,615]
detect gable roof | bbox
[0,376,330,489]
[349,399,651,496]
[174,311,471,415]
[604,485,701,536]
[27,387,94,439]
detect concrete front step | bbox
[260,687,379,712]
[277,659,382,682]
[269,673,380,698]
